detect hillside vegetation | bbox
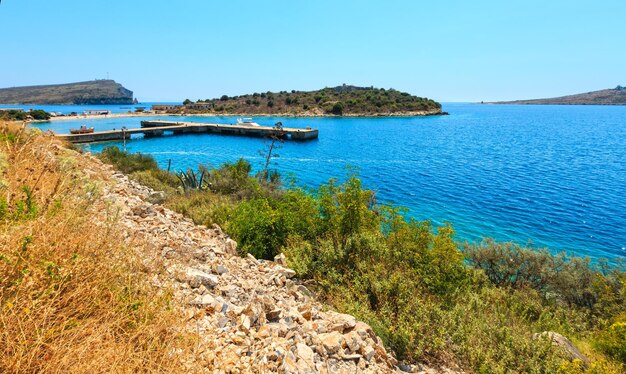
[0,123,196,372]
[495,86,626,105]
[97,146,626,373]
[0,109,50,121]
[0,80,135,105]
[181,85,443,116]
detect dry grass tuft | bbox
[0,123,196,373]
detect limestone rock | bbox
[186,268,219,288]
[146,191,166,204]
[274,252,287,265]
[361,345,375,362]
[224,238,238,255]
[533,331,589,367]
[319,331,345,355]
[296,343,315,372]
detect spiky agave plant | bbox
[176,168,208,191]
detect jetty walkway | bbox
[55,120,318,144]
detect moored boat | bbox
[236,117,261,126]
[70,125,95,134]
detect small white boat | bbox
[236,117,261,126]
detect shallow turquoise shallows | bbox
[32,103,626,260]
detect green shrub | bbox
[329,102,344,115]
[464,240,625,310]
[230,198,286,259]
[0,110,27,121]
[29,110,51,120]
[595,319,626,363]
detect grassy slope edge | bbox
[0,123,198,372]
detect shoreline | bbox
[41,109,445,122]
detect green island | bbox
[173,85,445,116]
[0,80,136,105]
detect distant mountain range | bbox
[493,86,626,105]
[0,80,135,105]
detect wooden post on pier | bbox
[122,127,127,152]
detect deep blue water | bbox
[31,103,626,260]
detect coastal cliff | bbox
[177,85,444,116]
[0,80,135,105]
[493,86,626,105]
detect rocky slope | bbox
[493,86,626,105]
[0,80,135,105]
[81,152,456,373]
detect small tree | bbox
[330,102,344,115]
[220,95,229,101]
[28,110,50,120]
[258,122,284,181]
[183,99,192,105]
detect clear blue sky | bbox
[1,0,624,102]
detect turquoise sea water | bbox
[30,103,626,260]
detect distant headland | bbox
[163,85,444,117]
[491,86,626,105]
[0,80,136,105]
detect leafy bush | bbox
[329,102,344,115]
[595,320,626,363]
[0,110,27,121]
[29,110,51,120]
[464,240,625,310]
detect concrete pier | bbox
[55,120,318,144]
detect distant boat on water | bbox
[70,125,94,134]
[237,117,261,126]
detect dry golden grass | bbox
[0,123,197,373]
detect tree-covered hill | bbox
[181,85,443,116]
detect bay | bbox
[30,103,626,259]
